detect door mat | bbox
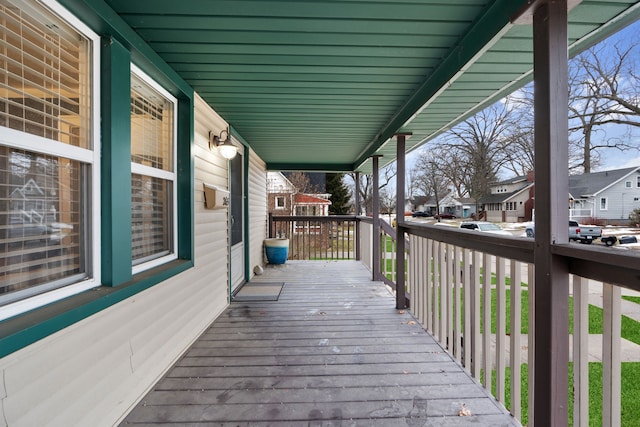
[233,282,284,301]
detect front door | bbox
[230,151,245,292]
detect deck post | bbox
[372,155,382,281]
[532,1,570,425]
[395,133,410,309]
[355,171,361,261]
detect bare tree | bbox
[379,187,396,215]
[413,150,450,219]
[286,172,319,194]
[507,85,586,174]
[347,164,396,215]
[568,39,640,172]
[439,101,516,200]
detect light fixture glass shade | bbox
[217,141,238,159]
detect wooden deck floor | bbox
[121,260,519,426]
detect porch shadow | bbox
[121,260,519,426]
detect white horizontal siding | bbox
[0,93,236,427]
[248,149,267,276]
[595,176,640,220]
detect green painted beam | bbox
[100,36,133,286]
[266,163,356,172]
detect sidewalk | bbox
[586,280,640,323]
[491,333,640,366]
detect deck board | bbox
[121,260,519,426]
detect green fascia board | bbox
[57,0,193,99]
[267,163,356,173]
[0,260,193,359]
[354,0,529,169]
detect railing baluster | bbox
[573,275,589,427]
[439,242,447,347]
[471,250,481,378]
[496,256,506,402]
[421,237,428,327]
[433,240,440,341]
[528,263,535,427]
[453,246,461,361]
[427,238,434,334]
[409,235,417,321]
[482,253,492,390]
[510,259,522,420]
[602,282,621,427]
[463,248,472,370]
[418,236,424,323]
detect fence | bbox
[268,214,357,260]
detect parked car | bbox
[433,213,457,219]
[411,211,432,217]
[459,221,512,236]
[525,220,603,244]
[601,235,638,246]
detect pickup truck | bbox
[525,220,603,244]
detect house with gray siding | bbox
[569,167,640,223]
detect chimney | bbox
[526,170,535,182]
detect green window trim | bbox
[0,0,195,358]
[0,260,193,359]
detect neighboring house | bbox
[267,172,332,216]
[411,194,476,218]
[293,193,332,216]
[481,168,640,223]
[569,167,640,222]
[480,172,535,222]
[267,171,296,215]
[409,195,430,212]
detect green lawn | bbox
[623,295,640,305]
[487,362,640,426]
[478,288,640,425]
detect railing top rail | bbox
[399,221,640,292]
[552,243,640,292]
[400,222,535,264]
[271,215,358,222]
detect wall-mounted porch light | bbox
[209,128,237,160]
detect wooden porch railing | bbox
[396,221,639,426]
[268,214,357,260]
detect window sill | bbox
[0,259,193,358]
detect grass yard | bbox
[487,362,640,426]
[479,288,640,425]
[623,295,640,305]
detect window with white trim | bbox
[637,176,640,188]
[626,181,632,188]
[600,197,608,211]
[275,196,286,209]
[0,0,99,314]
[130,67,177,273]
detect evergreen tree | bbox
[326,173,351,214]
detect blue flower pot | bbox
[264,238,289,264]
